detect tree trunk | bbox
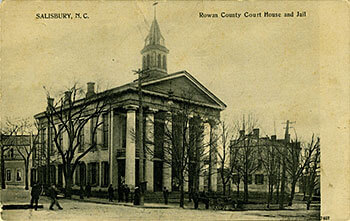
[180,179,184,208]
[236,182,240,199]
[24,160,29,190]
[288,180,297,206]
[243,175,248,203]
[65,171,73,198]
[1,148,6,189]
[275,178,280,204]
[279,157,286,209]
[222,177,226,196]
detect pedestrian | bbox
[118,184,124,202]
[85,183,91,198]
[163,187,169,205]
[30,182,42,211]
[49,184,63,210]
[108,184,114,202]
[124,184,130,203]
[193,191,199,209]
[134,186,140,205]
[79,185,84,200]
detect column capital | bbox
[124,105,138,111]
[145,107,158,114]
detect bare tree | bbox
[0,119,24,189]
[217,121,232,196]
[304,136,320,210]
[12,119,37,190]
[260,138,279,208]
[42,83,111,197]
[230,114,260,203]
[143,90,213,208]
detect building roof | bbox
[0,135,31,146]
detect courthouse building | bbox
[32,16,226,193]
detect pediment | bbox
[141,71,226,110]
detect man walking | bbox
[49,184,63,210]
[30,182,42,210]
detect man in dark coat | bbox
[118,184,124,202]
[49,185,63,210]
[108,184,114,202]
[124,185,130,203]
[163,187,169,205]
[85,183,91,198]
[80,185,84,200]
[134,186,140,205]
[30,183,42,210]
[193,191,199,209]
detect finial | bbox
[153,2,158,20]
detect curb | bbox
[68,197,173,209]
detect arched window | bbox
[158,54,161,68]
[147,54,150,68]
[153,52,156,66]
[142,56,146,69]
[163,55,167,69]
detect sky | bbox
[0,1,320,141]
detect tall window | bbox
[142,56,146,69]
[101,161,109,187]
[232,174,240,184]
[90,117,98,150]
[163,55,166,69]
[248,174,253,185]
[78,125,84,152]
[158,54,161,68]
[16,169,22,182]
[121,113,127,148]
[58,124,63,147]
[147,55,150,68]
[255,174,264,185]
[6,170,11,181]
[88,162,99,186]
[50,127,55,156]
[42,127,47,152]
[102,113,109,150]
[58,165,63,186]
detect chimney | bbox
[47,97,54,107]
[253,128,260,138]
[46,97,54,111]
[86,82,95,98]
[239,130,245,137]
[286,134,291,143]
[271,135,277,141]
[64,91,72,104]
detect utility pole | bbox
[133,68,147,205]
[279,120,295,209]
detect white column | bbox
[145,111,155,192]
[109,109,114,186]
[210,122,218,192]
[183,119,190,192]
[200,121,211,192]
[163,112,172,191]
[125,106,137,190]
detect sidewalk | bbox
[69,195,177,209]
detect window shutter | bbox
[87,163,91,185]
[96,163,100,186]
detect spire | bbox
[140,5,169,78]
[145,18,165,47]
